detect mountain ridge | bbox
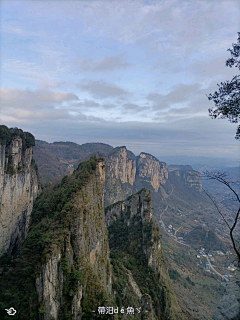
[0,155,184,320]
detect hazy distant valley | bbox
[33,139,239,243]
[31,138,239,319]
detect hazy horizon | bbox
[33,136,239,169]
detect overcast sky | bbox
[1,0,240,165]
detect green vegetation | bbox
[186,276,195,286]
[0,125,35,149]
[6,163,16,175]
[146,196,151,203]
[105,188,149,212]
[36,140,112,162]
[184,226,226,251]
[169,269,181,280]
[107,194,181,320]
[0,155,107,319]
[161,231,225,318]
[0,125,11,145]
[0,125,37,176]
[0,255,38,319]
[79,263,111,320]
[207,32,240,140]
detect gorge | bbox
[0,126,239,320]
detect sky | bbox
[1,0,240,166]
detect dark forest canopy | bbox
[0,125,35,149]
[207,32,240,139]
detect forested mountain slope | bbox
[0,154,183,319]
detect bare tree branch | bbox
[202,187,231,230]
[230,206,240,264]
[204,170,240,203]
[203,171,240,265]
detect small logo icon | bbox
[5,307,17,316]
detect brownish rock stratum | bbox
[0,130,39,256]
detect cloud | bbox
[188,55,239,79]
[0,87,108,127]
[147,83,200,101]
[146,83,203,111]
[72,1,239,52]
[144,81,227,122]
[1,0,240,162]
[3,45,71,88]
[0,88,79,108]
[1,88,238,163]
[78,79,131,99]
[27,119,239,163]
[121,103,150,113]
[74,99,100,109]
[3,59,59,88]
[13,1,239,48]
[76,54,132,72]
[72,99,117,110]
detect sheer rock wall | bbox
[0,137,38,256]
[136,152,168,192]
[35,160,112,320]
[105,188,184,320]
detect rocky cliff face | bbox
[0,157,113,319]
[104,146,136,206]
[136,153,168,192]
[32,140,203,208]
[168,169,202,192]
[105,189,184,320]
[106,147,136,185]
[34,159,112,320]
[105,149,171,206]
[0,156,186,320]
[181,171,202,192]
[0,130,38,256]
[105,189,160,270]
[212,268,240,320]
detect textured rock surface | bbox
[106,189,184,320]
[181,171,202,192]
[36,159,112,320]
[141,294,154,320]
[105,146,136,206]
[212,268,240,320]
[106,189,161,270]
[0,137,38,256]
[106,147,136,185]
[136,153,168,192]
[169,169,202,192]
[36,248,64,319]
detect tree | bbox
[203,171,240,265]
[207,32,240,139]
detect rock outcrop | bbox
[0,157,113,319]
[0,127,39,256]
[105,146,136,206]
[32,140,203,208]
[106,147,136,185]
[169,169,202,192]
[34,158,112,319]
[181,170,202,192]
[104,149,202,207]
[212,268,240,320]
[105,189,184,320]
[105,189,161,270]
[136,153,168,192]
